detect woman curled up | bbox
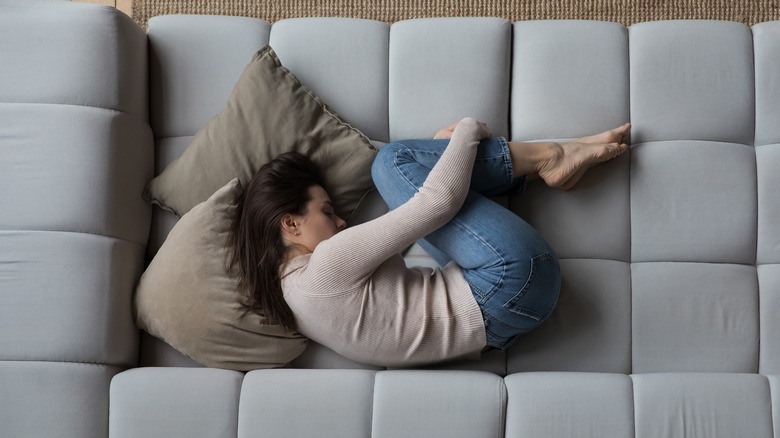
[229,117,630,366]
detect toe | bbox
[614,123,631,142]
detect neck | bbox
[283,244,311,263]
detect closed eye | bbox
[322,200,335,217]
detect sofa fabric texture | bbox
[2,2,780,437]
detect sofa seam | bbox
[627,23,635,377]
[630,374,638,437]
[154,134,196,141]
[1,359,130,369]
[0,228,147,250]
[629,260,760,267]
[0,101,149,126]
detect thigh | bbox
[371,138,524,209]
[419,189,551,288]
[421,190,561,350]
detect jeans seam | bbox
[391,147,425,194]
[503,252,556,320]
[483,315,517,350]
[496,136,514,184]
[448,216,507,300]
[496,136,527,194]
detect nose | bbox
[337,216,347,231]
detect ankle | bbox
[508,141,561,179]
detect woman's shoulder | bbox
[280,253,311,280]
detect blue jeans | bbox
[371,137,561,350]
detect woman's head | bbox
[228,152,344,330]
[280,184,347,256]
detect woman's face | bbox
[289,185,346,253]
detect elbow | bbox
[418,186,466,225]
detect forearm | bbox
[309,118,483,284]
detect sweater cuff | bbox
[450,117,481,144]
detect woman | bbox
[229,118,630,367]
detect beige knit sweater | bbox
[281,118,487,367]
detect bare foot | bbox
[578,123,631,146]
[537,123,630,190]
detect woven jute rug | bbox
[132,0,780,29]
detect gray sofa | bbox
[2,1,779,436]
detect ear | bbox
[280,213,299,237]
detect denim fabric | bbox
[371,138,561,349]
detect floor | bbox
[73,0,132,17]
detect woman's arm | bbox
[306,118,485,288]
[434,120,491,140]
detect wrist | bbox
[451,118,481,142]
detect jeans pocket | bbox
[503,252,561,323]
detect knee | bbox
[371,142,406,192]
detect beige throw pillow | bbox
[143,45,377,219]
[135,179,308,370]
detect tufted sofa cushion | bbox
[0,2,152,437]
[110,368,780,437]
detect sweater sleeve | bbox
[302,117,483,289]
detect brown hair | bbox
[227,152,325,331]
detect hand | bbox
[475,121,492,139]
[433,122,457,139]
[434,119,492,139]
